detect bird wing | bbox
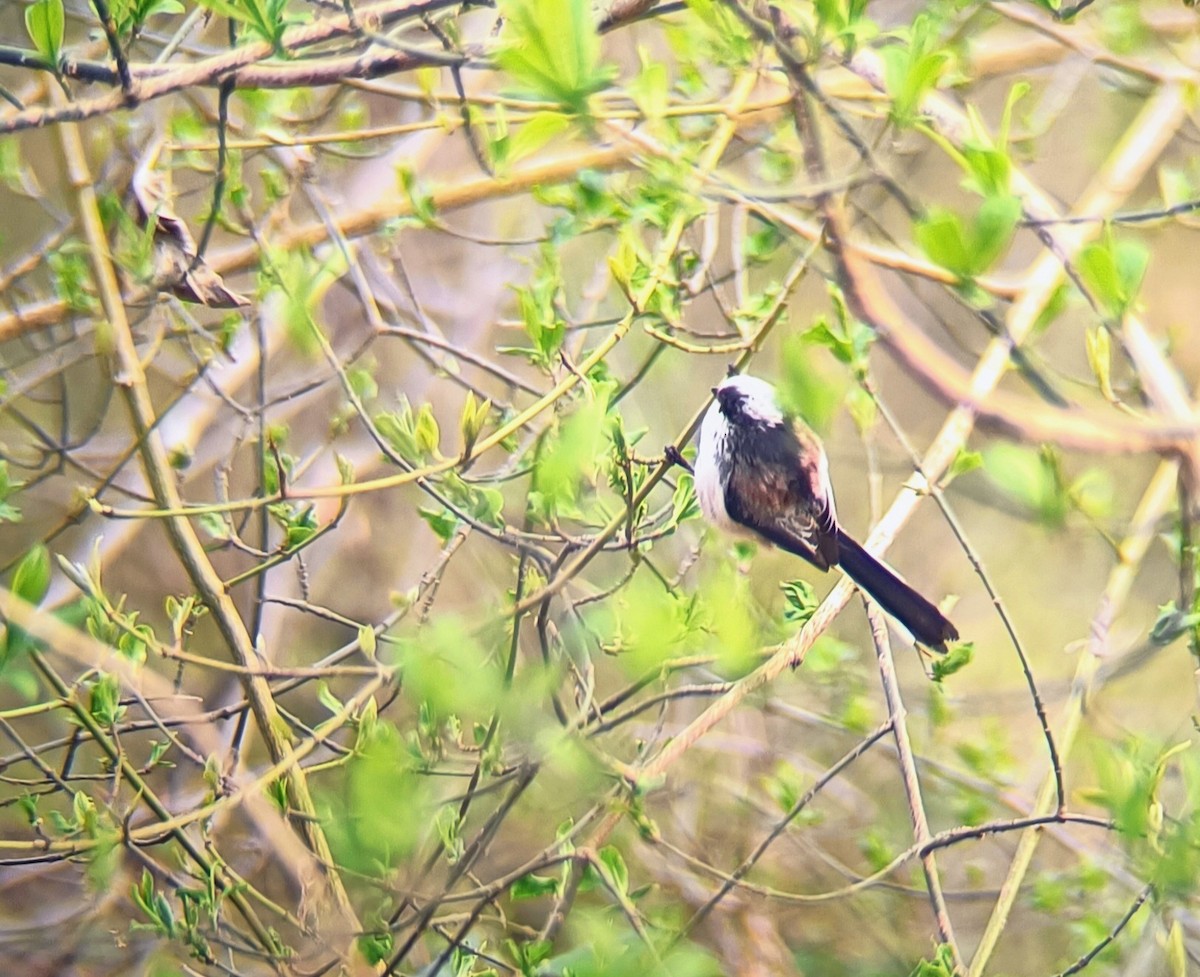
[723,440,839,570]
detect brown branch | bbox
[864,601,963,971]
[1053,884,1153,977]
[680,721,894,936]
[0,144,634,344]
[967,459,1180,975]
[0,0,461,135]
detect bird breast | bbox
[695,408,742,534]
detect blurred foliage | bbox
[2,1,1200,976]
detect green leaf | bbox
[914,208,969,275]
[132,868,177,937]
[1077,228,1149,318]
[597,845,628,895]
[110,0,181,38]
[347,365,377,403]
[676,0,753,66]
[799,286,875,382]
[971,194,1022,271]
[534,394,609,514]
[783,330,847,432]
[400,618,498,722]
[511,872,559,900]
[983,443,1068,526]
[0,461,24,523]
[418,506,458,544]
[414,404,441,457]
[881,14,951,128]
[959,144,1011,199]
[909,944,956,977]
[354,697,378,751]
[764,761,805,814]
[198,511,230,542]
[435,805,464,863]
[495,0,615,115]
[192,0,246,21]
[859,828,895,873]
[955,723,1016,784]
[931,642,973,682]
[264,246,345,357]
[506,937,553,972]
[396,165,437,226]
[743,220,786,263]
[1149,601,1200,646]
[376,399,441,463]
[116,618,151,664]
[285,521,316,548]
[459,391,492,460]
[1068,467,1112,520]
[471,487,506,529]
[945,448,982,484]
[1158,163,1195,209]
[11,544,50,606]
[358,624,377,660]
[671,473,699,525]
[915,195,1020,279]
[25,0,65,65]
[507,244,568,369]
[700,564,758,676]
[1082,739,1187,846]
[1099,2,1148,53]
[1032,282,1070,336]
[628,47,669,121]
[89,673,126,726]
[358,932,393,966]
[780,579,818,625]
[844,385,877,434]
[195,0,291,47]
[0,132,26,197]
[146,740,171,768]
[142,0,185,21]
[335,454,355,486]
[317,681,344,715]
[506,110,572,165]
[814,0,878,55]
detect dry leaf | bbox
[131,137,250,309]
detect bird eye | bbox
[715,387,741,417]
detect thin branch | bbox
[864,600,963,971]
[53,87,365,955]
[1053,884,1153,977]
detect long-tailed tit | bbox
[691,373,958,651]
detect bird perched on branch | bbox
[689,372,958,652]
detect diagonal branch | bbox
[0,0,462,135]
[864,599,962,970]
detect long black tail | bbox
[835,530,958,651]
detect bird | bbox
[690,372,958,651]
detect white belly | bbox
[695,406,741,533]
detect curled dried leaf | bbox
[131,137,249,308]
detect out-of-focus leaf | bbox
[931,642,973,682]
[25,0,64,64]
[495,0,615,115]
[11,544,50,607]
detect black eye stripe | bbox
[716,388,743,417]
